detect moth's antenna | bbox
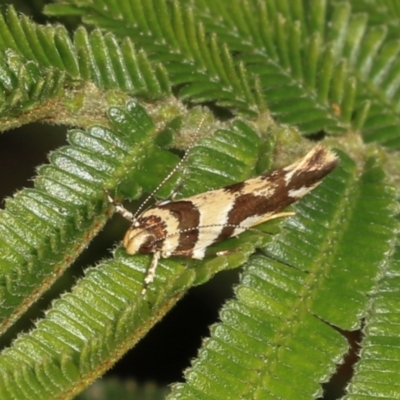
[132,115,206,220]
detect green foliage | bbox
[0,6,170,129]
[170,149,399,399]
[0,1,399,399]
[0,102,155,333]
[344,239,400,398]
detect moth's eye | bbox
[139,237,156,254]
[139,244,152,253]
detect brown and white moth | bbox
[109,144,338,294]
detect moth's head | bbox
[123,216,165,255]
[123,227,152,255]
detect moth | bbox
[108,143,338,294]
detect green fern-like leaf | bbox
[344,238,400,398]
[1,1,400,399]
[169,149,400,400]
[322,2,400,148]
[0,6,171,129]
[44,0,367,132]
[46,0,400,147]
[0,102,158,334]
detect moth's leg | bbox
[170,248,240,258]
[167,188,181,202]
[142,251,161,295]
[215,249,239,257]
[103,189,134,222]
[258,211,295,224]
[163,249,195,257]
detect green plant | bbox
[0,1,399,399]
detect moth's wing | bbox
[157,200,203,256]
[155,145,338,259]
